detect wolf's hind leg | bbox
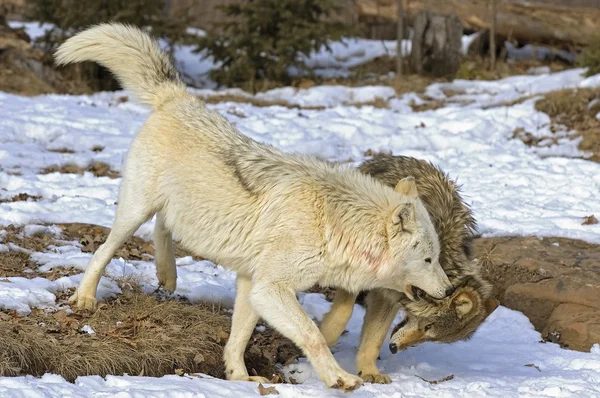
[319,289,357,347]
[154,212,177,292]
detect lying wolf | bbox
[319,154,499,383]
[54,24,455,391]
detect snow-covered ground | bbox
[2,21,600,398]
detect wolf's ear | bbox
[484,298,500,314]
[391,202,415,228]
[394,176,418,199]
[452,291,475,319]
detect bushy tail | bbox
[54,23,186,108]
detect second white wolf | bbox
[54,23,455,391]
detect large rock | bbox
[475,236,600,352]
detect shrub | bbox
[24,0,193,91]
[198,0,352,92]
[579,35,600,77]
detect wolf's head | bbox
[384,177,454,300]
[388,278,500,353]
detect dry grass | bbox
[0,224,301,381]
[41,162,120,179]
[534,88,600,162]
[0,288,300,381]
[200,94,326,110]
[0,292,228,380]
[583,215,599,225]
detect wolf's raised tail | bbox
[54,23,186,108]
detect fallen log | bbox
[357,0,600,48]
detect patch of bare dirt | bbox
[0,288,301,381]
[41,162,120,179]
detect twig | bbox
[415,374,455,384]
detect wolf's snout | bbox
[389,343,398,354]
[445,285,456,297]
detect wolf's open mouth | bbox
[411,285,427,299]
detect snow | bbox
[2,20,600,398]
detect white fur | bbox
[54,23,452,391]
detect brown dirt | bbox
[534,87,600,162]
[0,289,300,381]
[41,162,120,179]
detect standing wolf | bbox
[319,155,499,383]
[54,24,455,391]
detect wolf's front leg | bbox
[249,280,363,392]
[224,275,270,383]
[356,289,401,384]
[319,288,357,347]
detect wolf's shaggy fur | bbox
[54,24,454,391]
[319,154,498,384]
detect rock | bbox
[476,236,600,352]
[544,304,600,352]
[411,11,463,78]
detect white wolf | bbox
[54,23,454,391]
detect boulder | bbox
[476,236,600,352]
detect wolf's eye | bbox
[424,258,432,263]
[424,323,433,332]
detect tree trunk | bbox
[396,0,404,75]
[489,0,497,70]
[411,11,464,78]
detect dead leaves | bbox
[258,383,279,395]
[0,193,42,203]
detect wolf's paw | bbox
[157,275,177,292]
[69,291,98,310]
[358,371,392,384]
[327,372,363,392]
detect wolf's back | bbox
[54,23,186,108]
